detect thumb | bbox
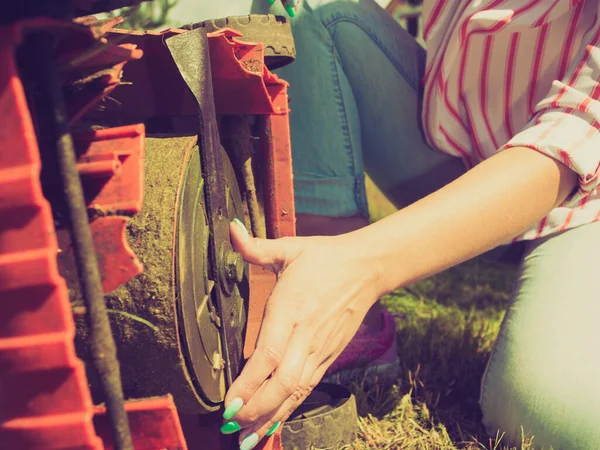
[230,219,300,273]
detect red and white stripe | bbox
[422,0,600,241]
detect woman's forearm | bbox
[353,146,578,296]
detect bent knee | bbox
[481,345,600,449]
[481,224,600,449]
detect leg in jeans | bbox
[480,221,600,449]
[272,0,466,232]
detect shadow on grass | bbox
[407,257,518,313]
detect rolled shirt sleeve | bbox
[501,27,600,206]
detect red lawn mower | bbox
[0,1,357,449]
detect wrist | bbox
[335,227,403,300]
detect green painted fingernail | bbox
[240,433,259,450]
[220,421,241,435]
[232,218,249,239]
[223,397,244,420]
[266,421,281,436]
[285,5,296,17]
[268,0,275,3]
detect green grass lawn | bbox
[343,178,533,449]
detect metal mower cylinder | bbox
[73,135,247,415]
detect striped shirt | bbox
[422,0,600,241]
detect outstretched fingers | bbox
[237,358,329,449]
[233,330,311,426]
[222,304,295,418]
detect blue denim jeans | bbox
[202,1,600,447]
[267,0,466,217]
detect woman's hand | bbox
[218,146,577,448]
[221,219,381,449]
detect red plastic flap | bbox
[73,124,145,215]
